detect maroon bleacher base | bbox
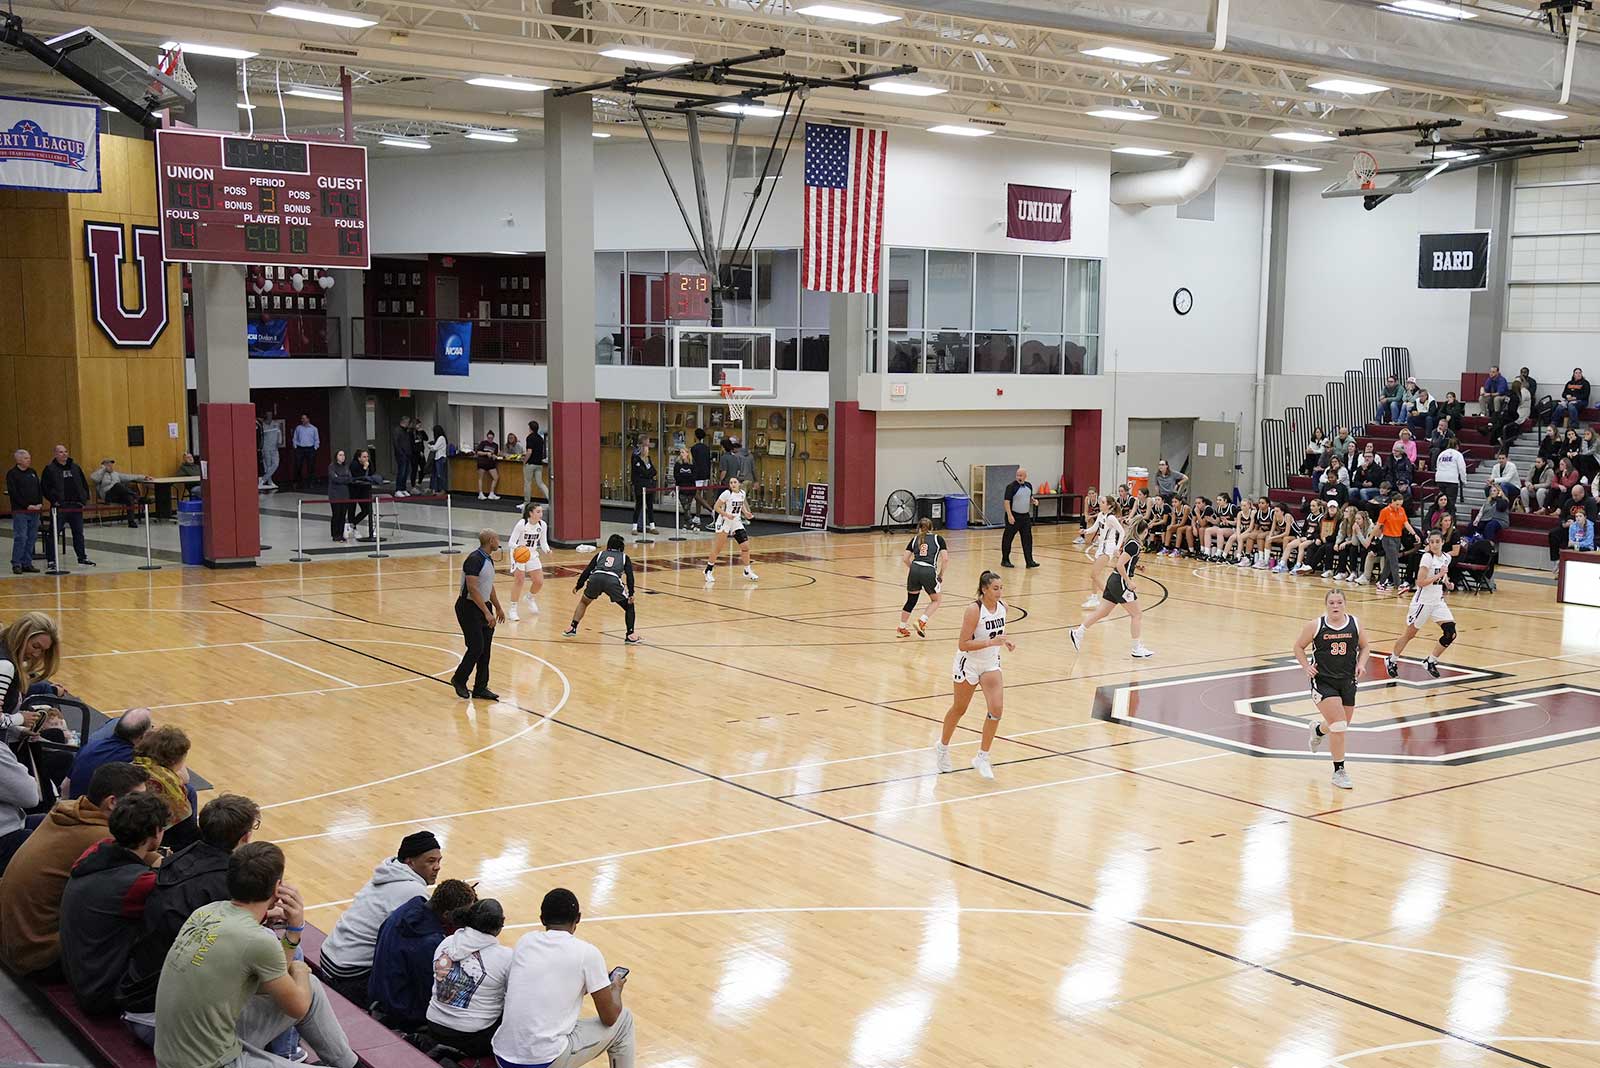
[1064,409,1102,505]
[549,401,599,547]
[197,403,261,567]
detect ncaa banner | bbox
[435,320,472,377]
[247,319,289,358]
[0,95,100,192]
[1006,183,1072,242]
[1418,231,1490,290]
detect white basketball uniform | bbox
[951,599,1007,685]
[1405,550,1455,628]
[507,517,549,572]
[715,490,748,535]
[1093,514,1126,560]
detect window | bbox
[1509,146,1600,331]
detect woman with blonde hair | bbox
[0,614,63,867]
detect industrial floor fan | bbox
[880,489,917,534]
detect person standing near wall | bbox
[259,417,282,492]
[6,451,49,575]
[1001,467,1039,569]
[523,421,548,504]
[392,417,413,499]
[291,415,320,490]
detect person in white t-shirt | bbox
[426,899,514,1058]
[506,503,552,622]
[492,888,634,1068]
[702,476,758,584]
[1385,530,1457,680]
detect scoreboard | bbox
[154,129,371,269]
[666,272,712,320]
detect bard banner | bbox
[435,320,472,376]
[0,96,100,192]
[1006,183,1072,242]
[1418,231,1490,290]
[247,319,290,358]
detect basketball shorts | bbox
[510,555,542,574]
[584,573,629,605]
[1405,598,1454,629]
[952,651,1000,687]
[1103,574,1136,604]
[1312,676,1358,706]
[721,526,749,544]
[907,568,939,596]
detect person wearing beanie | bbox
[426,899,513,1057]
[318,831,443,1003]
[368,879,478,1031]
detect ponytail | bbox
[976,570,1000,598]
[447,897,506,936]
[916,516,933,558]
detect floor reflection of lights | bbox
[1388,856,1450,932]
[850,989,934,1067]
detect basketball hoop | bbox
[1351,150,1379,192]
[720,383,755,424]
[156,46,197,97]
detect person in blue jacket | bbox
[367,878,477,1029]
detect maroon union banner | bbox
[1006,183,1071,242]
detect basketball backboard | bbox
[1321,160,1443,200]
[43,27,195,110]
[670,326,777,400]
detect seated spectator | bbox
[1438,391,1466,428]
[1479,365,1510,416]
[1554,367,1590,428]
[1376,374,1405,424]
[67,708,152,799]
[1300,427,1327,477]
[493,888,635,1068]
[1330,425,1356,457]
[1396,427,1419,465]
[154,842,358,1068]
[1424,492,1453,531]
[1335,507,1375,582]
[0,762,149,975]
[368,879,478,1030]
[319,831,444,1002]
[1339,438,1359,472]
[1551,458,1582,515]
[1407,388,1438,439]
[1386,445,1415,500]
[1577,428,1600,481]
[1472,484,1512,541]
[1551,488,1599,562]
[91,458,154,529]
[117,793,261,1015]
[1353,448,1384,502]
[59,792,170,1014]
[1522,456,1556,514]
[1562,428,1584,472]
[1485,451,1518,501]
[1522,366,1540,400]
[1570,509,1596,552]
[133,725,199,851]
[178,453,202,480]
[0,613,57,862]
[1538,425,1563,463]
[427,898,513,1058]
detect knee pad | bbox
[1325,720,1348,733]
[985,709,1003,722]
[904,593,921,613]
[1439,622,1457,648]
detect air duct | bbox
[1110,148,1226,207]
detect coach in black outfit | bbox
[689,427,713,529]
[40,445,93,567]
[1001,467,1039,569]
[452,529,505,701]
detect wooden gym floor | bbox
[5,524,1599,1067]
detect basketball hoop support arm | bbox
[0,15,162,129]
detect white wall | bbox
[875,410,1066,505]
[1106,166,1266,375]
[1281,168,1478,383]
[1498,334,1586,395]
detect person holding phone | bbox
[493,887,635,1068]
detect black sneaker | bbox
[77,559,96,567]
[22,565,38,573]
[470,688,499,701]
[1425,658,1441,679]
[563,624,578,637]
[1026,561,1041,569]
[452,682,471,699]
[10,566,20,575]
[1000,560,1015,568]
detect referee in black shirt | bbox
[452,529,505,701]
[1001,467,1039,569]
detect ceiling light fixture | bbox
[237,102,256,110]
[265,4,378,29]
[1308,77,1389,95]
[1426,147,1478,160]
[592,131,613,139]
[465,130,519,143]
[1112,146,1174,156]
[1260,162,1322,172]
[598,47,693,65]
[465,76,551,93]
[1080,45,1169,64]
[160,41,258,60]
[715,103,784,117]
[380,136,431,149]
[1496,106,1567,122]
[868,80,948,97]
[794,5,902,25]
[927,124,992,137]
[1271,128,1337,142]
[285,86,345,101]
[1087,106,1160,121]
[1385,0,1478,19]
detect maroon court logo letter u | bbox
[83,222,169,348]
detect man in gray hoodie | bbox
[318,831,443,1003]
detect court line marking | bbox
[1324,1037,1600,1066]
[492,905,1599,991]
[721,720,1102,780]
[242,643,356,688]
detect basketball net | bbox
[720,383,753,424]
[1352,151,1378,192]
[156,46,198,96]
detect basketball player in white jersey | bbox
[1070,519,1155,658]
[1385,529,1456,679]
[898,517,948,637]
[703,476,758,584]
[1081,495,1124,610]
[505,502,550,621]
[934,571,1015,780]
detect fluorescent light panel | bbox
[465,130,519,143]
[1497,107,1567,122]
[592,131,612,138]
[1080,45,1168,64]
[927,124,992,137]
[598,47,692,64]
[266,4,378,29]
[1387,0,1477,18]
[1271,128,1336,142]
[1112,146,1173,156]
[716,103,783,117]
[160,41,258,60]
[869,80,947,97]
[1308,77,1389,94]
[380,137,431,149]
[465,76,550,93]
[1260,162,1322,172]
[795,5,902,24]
[286,86,344,101]
[1087,107,1159,121]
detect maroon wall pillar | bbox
[550,400,599,546]
[830,400,877,530]
[198,403,260,566]
[1064,409,1103,503]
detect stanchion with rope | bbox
[367,495,389,559]
[138,503,160,571]
[45,510,67,576]
[633,486,656,546]
[669,483,687,542]
[441,492,461,555]
[290,499,310,562]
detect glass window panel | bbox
[927,251,973,331]
[763,250,801,328]
[1066,259,1102,336]
[974,333,1017,373]
[776,328,800,371]
[719,252,755,327]
[594,252,624,327]
[799,330,829,372]
[595,326,623,366]
[666,250,701,274]
[625,326,669,366]
[974,254,1019,331]
[887,332,923,374]
[1020,335,1062,375]
[1065,335,1098,375]
[888,248,925,330]
[800,280,831,329]
[1021,256,1065,334]
[926,330,971,374]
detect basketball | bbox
[512,545,532,564]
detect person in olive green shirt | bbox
[154,842,356,1068]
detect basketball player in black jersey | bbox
[1292,589,1370,789]
[898,517,948,637]
[1070,520,1155,658]
[564,534,641,643]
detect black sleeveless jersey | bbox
[592,550,628,579]
[1121,537,1141,570]
[1312,614,1361,683]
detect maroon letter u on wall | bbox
[83,222,169,348]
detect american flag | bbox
[803,122,887,293]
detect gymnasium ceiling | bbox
[1,0,1597,170]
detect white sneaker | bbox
[934,743,952,774]
[507,606,519,622]
[744,567,759,581]
[478,493,487,500]
[487,493,500,500]
[1236,557,1253,569]
[648,525,660,534]
[395,490,408,498]
[1308,719,1324,753]
[526,599,539,614]
[1319,568,1332,577]
[971,751,995,780]
[1331,767,1354,790]
[631,525,640,534]
[1081,596,1101,609]
[703,566,715,584]
[1131,643,1155,658]
[1272,563,1287,573]
[1069,625,1083,651]
[1355,576,1369,586]
[1296,564,1313,573]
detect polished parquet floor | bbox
[6,523,1600,1067]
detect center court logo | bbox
[0,118,88,171]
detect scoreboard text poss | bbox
[154,129,371,269]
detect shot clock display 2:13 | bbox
[666,272,712,321]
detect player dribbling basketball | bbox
[703,476,758,584]
[505,502,550,621]
[898,517,948,637]
[1070,520,1155,659]
[1386,529,1457,679]
[1293,589,1370,789]
[933,571,1014,781]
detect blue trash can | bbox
[944,495,970,530]
[178,498,204,565]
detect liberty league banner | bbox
[1418,231,1490,291]
[0,95,100,192]
[1007,183,1072,242]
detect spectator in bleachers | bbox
[1523,456,1556,514]
[1396,428,1418,464]
[1354,447,1383,502]
[426,898,512,1058]
[1521,366,1539,400]
[1569,508,1596,552]
[1472,484,1512,541]
[1439,391,1466,429]
[319,831,445,1003]
[1300,428,1327,477]
[1434,437,1468,510]
[368,878,478,1030]
[1429,418,1453,456]
[0,761,150,975]
[1561,428,1584,473]
[1334,507,1374,581]
[58,791,170,1015]
[66,707,152,799]
[133,725,198,850]
[1386,443,1415,500]
[154,842,359,1068]
[1376,374,1405,425]
[1552,458,1582,514]
[1407,387,1438,439]
[0,613,59,865]
[1539,425,1563,463]
[1577,428,1600,481]
[1339,438,1359,473]
[7,449,49,574]
[117,794,261,1016]
[1425,492,1454,531]
[1550,489,1598,561]
[1554,367,1591,428]
[1480,365,1510,416]
[91,458,153,529]
[1331,425,1356,456]
[1485,451,1519,501]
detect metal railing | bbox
[352,317,547,364]
[1261,348,1413,490]
[187,313,342,360]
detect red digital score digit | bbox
[666,273,712,321]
